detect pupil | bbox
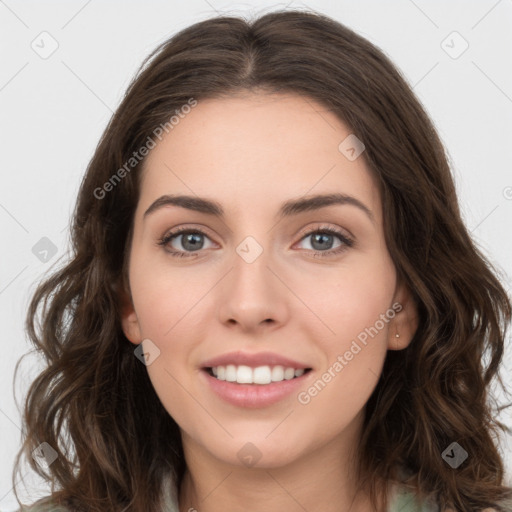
[312,233,332,251]
[183,233,203,251]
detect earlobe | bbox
[387,281,419,351]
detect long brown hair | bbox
[13,9,512,511]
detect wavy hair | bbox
[13,9,512,512]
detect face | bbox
[121,91,417,470]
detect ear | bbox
[387,278,419,351]
[119,286,143,345]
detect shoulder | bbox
[15,478,180,512]
[388,484,512,512]
[388,485,439,512]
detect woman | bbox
[13,9,512,512]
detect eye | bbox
[157,227,215,258]
[157,224,354,259]
[295,226,354,257]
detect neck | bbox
[177,413,387,512]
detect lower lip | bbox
[202,369,312,408]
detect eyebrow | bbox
[143,193,375,224]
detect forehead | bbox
[138,92,381,222]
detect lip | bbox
[201,350,312,370]
[201,368,313,408]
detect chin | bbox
[203,434,306,469]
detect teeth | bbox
[253,365,271,384]
[271,365,284,381]
[225,364,237,382]
[209,364,308,384]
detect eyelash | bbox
[157,225,354,259]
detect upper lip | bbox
[201,351,312,369]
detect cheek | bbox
[128,253,211,412]
[293,251,396,340]
[129,249,204,337]
[294,276,392,432]
[291,253,394,403]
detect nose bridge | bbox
[232,234,275,300]
[218,231,288,327]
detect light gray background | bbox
[1,0,511,509]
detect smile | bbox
[206,364,312,384]
[201,366,313,408]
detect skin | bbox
[121,91,418,512]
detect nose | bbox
[217,242,289,332]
